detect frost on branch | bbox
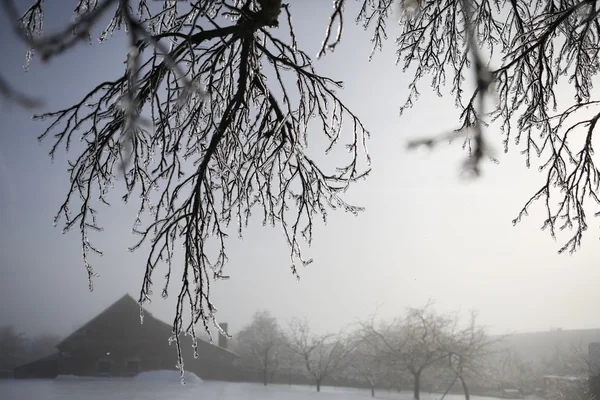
[9,0,370,379]
[341,0,600,254]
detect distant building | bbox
[14,294,238,380]
[589,342,600,376]
[589,343,600,399]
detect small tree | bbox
[287,318,354,392]
[234,310,285,386]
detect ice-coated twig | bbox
[343,0,600,254]
[16,0,371,382]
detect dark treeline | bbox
[0,325,62,372]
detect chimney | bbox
[218,322,228,349]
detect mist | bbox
[0,0,598,354]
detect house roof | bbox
[56,294,141,349]
[13,351,68,370]
[56,293,238,357]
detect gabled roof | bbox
[56,293,238,357]
[56,294,144,349]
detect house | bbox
[13,352,65,379]
[14,294,238,380]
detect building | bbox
[589,342,600,399]
[14,294,238,380]
[13,353,63,379]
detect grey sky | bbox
[0,1,597,340]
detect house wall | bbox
[58,333,239,379]
[14,359,59,379]
[60,349,168,377]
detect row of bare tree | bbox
[230,302,552,399]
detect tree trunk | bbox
[316,378,321,392]
[412,371,421,400]
[459,375,470,400]
[371,384,375,397]
[263,366,268,386]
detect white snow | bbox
[53,370,203,385]
[134,370,203,384]
[55,375,124,381]
[0,380,518,400]
[55,375,86,381]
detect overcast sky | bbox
[0,1,598,340]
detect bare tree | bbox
[286,318,354,392]
[3,0,370,377]
[331,0,600,255]
[234,310,285,386]
[348,329,391,397]
[6,0,600,379]
[436,311,505,400]
[276,337,306,386]
[360,302,451,400]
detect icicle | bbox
[24,48,34,72]
[139,302,145,324]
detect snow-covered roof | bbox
[543,375,586,381]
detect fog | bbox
[0,0,598,343]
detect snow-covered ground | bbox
[133,370,203,384]
[0,380,506,400]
